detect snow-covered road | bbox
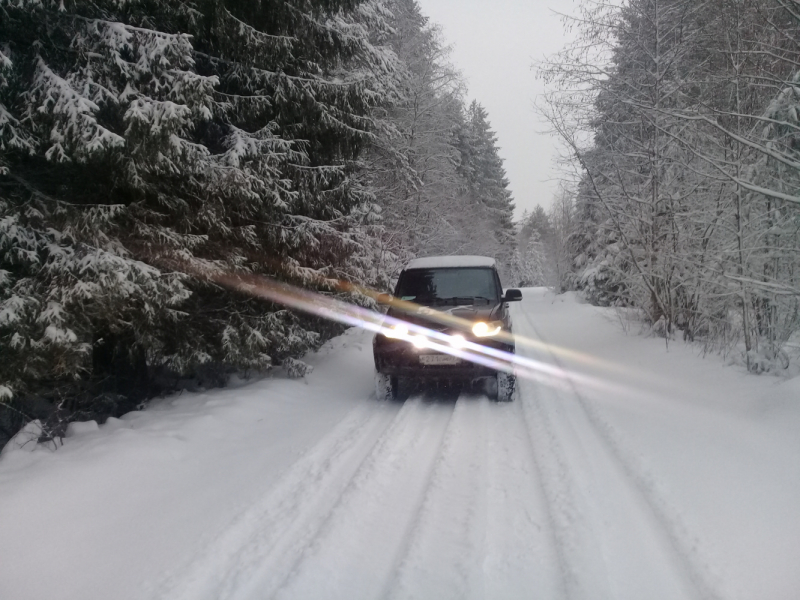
[1,289,799,600]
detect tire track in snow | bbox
[481,393,566,600]
[516,306,725,600]
[384,394,491,600]
[387,392,569,600]
[571,393,725,600]
[517,371,614,599]
[265,394,458,600]
[146,401,399,600]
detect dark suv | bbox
[373,256,522,401]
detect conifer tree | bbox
[0,0,398,437]
[363,0,466,280]
[456,101,516,277]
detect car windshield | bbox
[394,268,500,306]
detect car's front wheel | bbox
[375,372,398,401]
[495,371,516,402]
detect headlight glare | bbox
[449,334,466,349]
[385,323,408,339]
[472,321,502,337]
[411,334,428,349]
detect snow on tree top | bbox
[404,256,496,270]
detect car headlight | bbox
[384,323,408,339]
[472,321,503,337]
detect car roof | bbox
[404,255,497,270]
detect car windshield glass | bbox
[395,268,499,305]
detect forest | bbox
[0,0,517,444]
[538,0,800,374]
[1,0,799,446]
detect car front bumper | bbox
[373,336,514,380]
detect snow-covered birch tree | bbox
[539,0,800,370]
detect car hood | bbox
[386,303,501,331]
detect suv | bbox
[373,256,522,402]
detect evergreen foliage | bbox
[0,0,398,441]
[364,0,516,283]
[0,0,517,445]
[511,227,546,288]
[455,100,516,279]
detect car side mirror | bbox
[503,289,522,302]
[376,293,393,305]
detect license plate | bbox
[420,354,461,366]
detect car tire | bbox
[375,372,398,401]
[495,371,515,402]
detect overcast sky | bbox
[414,0,578,218]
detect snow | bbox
[405,255,496,269]
[64,420,100,438]
[1,289,799,600]
[0,420,43,456]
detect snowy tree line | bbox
[0,0,515,444]
[539,0,800,372]
[363,0,517,288]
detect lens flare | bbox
[187,267,645,400]
[472,321,502,337]
[411,335,428,349]
[472,322,489,337]
[385,324,408,339]
[449,334,466,349]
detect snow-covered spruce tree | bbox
[566,173,628,306]
[512,227,546,288]
[517,204,560,287]
[361,0,470,284]
[354,1,520,287]
[0,0,398,441]
[455,101,516,279]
